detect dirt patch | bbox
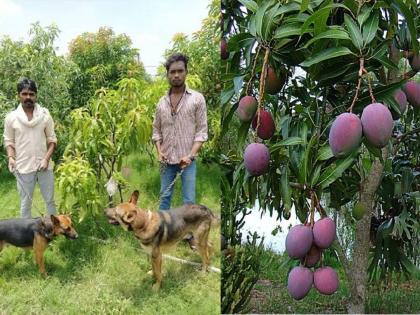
[248,279,277,313]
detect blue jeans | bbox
[159,160,196,210]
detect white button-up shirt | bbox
[3,103,57,174]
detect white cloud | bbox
[0,0,22,17]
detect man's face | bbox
[167,61,187,88]
[19,88,37,108]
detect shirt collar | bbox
[165,85,192,99]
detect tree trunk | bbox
[344,148,388,313]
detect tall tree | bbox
[68,27,146,108]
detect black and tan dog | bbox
[0,214,78,275]
[105,190,216,291]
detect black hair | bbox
[17,78,37,94]
[164,53,189,72]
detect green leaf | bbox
[262,2,281,40]
[227,33,255,52]
[372,54,399,71]
[317,62,352,82]
[300,0,310,12]
[301,3,350,34]
[238,0,259,13]
[274,38,294,50]
[270,137,304,152]
[317,154,356,189]
[255,1,273,40]
[299,134,317,184]
[368,40,388,60]
[221,88,235,105]
[301,47,354,67]
[273,23,304,39]
[389,0,418,52]
[233,76,245,96]
[303,27,351,48]
[382,95,401,116]
[317,145,334,161]
[237,121,252,150]
[280,136,305,146]
[249,14,257,37]
[344,13,363,50]
[362,11,379,46]
[273,2,301,16]
[357,5,373,26]
[310,163,322,187]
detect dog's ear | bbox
[122,210,136,225]
[129,190,139,205]
[50,215,60,226]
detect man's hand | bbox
[8,157,16,173]
[158,152,168,163]
[38,158,49,171]
[179,155,194,169]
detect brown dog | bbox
[105,190,216,291]
[0,214,78,275]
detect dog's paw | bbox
[152,282,161,292]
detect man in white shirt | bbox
[3,78,57,218]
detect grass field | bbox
[0,153,221,314]
[247,248,420,314]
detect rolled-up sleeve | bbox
[3,114,15,148]
[194,94,208,142]
[152,104,163,142]
[45,114,57,144]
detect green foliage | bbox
[221,237,264,314]
[68,27,147,108]
[58,78,152,218]
[221,171,264,314]
[56,155,102,221]
[0,23,75,119]
[221,0,420,288]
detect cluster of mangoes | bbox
[285,218,339,300]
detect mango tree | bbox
[57,78,152,221]
[68,27,146,109]
[221,0,419,313]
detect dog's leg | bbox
[196,222,211,272]
[33,233,49,276]
[0,240,3,252]
[151,246,162,292]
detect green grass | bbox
[0,154,221,314]
[247,249,420,314]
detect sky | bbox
[239,202,321,254]
[0,0,210,75]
